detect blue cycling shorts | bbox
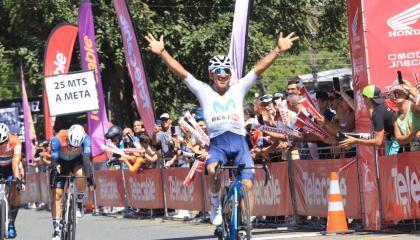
[206,131,255,181]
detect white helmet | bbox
[208,55,232,72]
[68,124,86,147]
[0,123,9,144]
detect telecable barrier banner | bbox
[94,170,125,207]
[125,169,163,209]
[379,152,420,221]
[294,158,362,219]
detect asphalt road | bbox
[13,209,420,240]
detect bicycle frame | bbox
[215,160,271,240]
[223,173,245,240]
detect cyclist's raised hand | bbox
[145,33,165,56]
[276,32,299,53]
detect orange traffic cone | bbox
[324,172,354,234]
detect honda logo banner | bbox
[365,2,420,90]
[347,0,381,230]
[43,23,78,140]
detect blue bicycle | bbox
[213,160,271,240]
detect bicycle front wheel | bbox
[238,186,251,240]
[0,199,6,240]
[68,193,77,240]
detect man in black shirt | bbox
[340,85,399,155]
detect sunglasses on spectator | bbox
[261,101,272,107]
[212,67,232,75]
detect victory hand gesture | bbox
[276,32,299,53]
[145,33,165,55]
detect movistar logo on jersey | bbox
[213,98,236,112]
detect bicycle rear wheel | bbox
[237,186,251,240]
[68,193,77,240]
[0,199,6,240]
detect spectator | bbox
[316,91,335,159]
[122,127,140,148]
[340,85,399,155]
[133,120,146,138]
[391,84,420,151]
[152,113,176,168]
[287,80,300,95]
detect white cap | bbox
[245,118,259,127]
[160,113,170,119]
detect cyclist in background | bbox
[0,123,25,239]
[146,31,298,227]
[50,124,94,240]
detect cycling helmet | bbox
[105,126,123,140]
[68,124,86,147]
[0,123,9,144]
[208,55,232,72]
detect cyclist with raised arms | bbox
[0,123,25,239]
[145,32,298,227]
[50,124,94,240]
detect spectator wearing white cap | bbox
[152,113,176,167]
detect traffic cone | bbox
[324,172,354,234]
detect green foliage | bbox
[0,0,350,133]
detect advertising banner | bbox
[164,168,205,211]
[94,170,125,207]
[21,63,36,163]
[378,152,420,221]
[43,23,78,140]
[0,107,20,134]
[253,162,293,216]
[24,173,41,203]
[124,169,164,209]
[44,70,99,116]
[78,1,110,157]
[113,0,156,137]
[347,0,381,230]
[364,2,420,90]
[228,0,251,83]
[294,158,362,219]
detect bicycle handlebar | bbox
[213,160,272,186]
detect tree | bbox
[0,0,349,135]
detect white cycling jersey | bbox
[184,69,258,139]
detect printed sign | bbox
[0,107,20,134]
[44,70,99,116]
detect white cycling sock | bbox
[52,218,61,232]
[210,191,220,206]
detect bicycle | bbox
[0,177,22,240]
[53,174,87,240]
[213,160,272,240]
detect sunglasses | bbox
[261,101,272,107]
[212,67,231,75]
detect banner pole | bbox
[91,166,99,216]
[374,146,384,229]
[160,161,168,218]
[287,148,298,224]
[120,167,130,217]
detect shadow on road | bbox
[156,236,215,240]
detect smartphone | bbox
[414,72,419,84]
[257,114,264,125]
[333,77,340,92]
[397,71,403,84]
[171,126,176,135]
[336,132,346,141]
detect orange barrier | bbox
[294,158,362,219]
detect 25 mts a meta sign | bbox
[44,70,99,116]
